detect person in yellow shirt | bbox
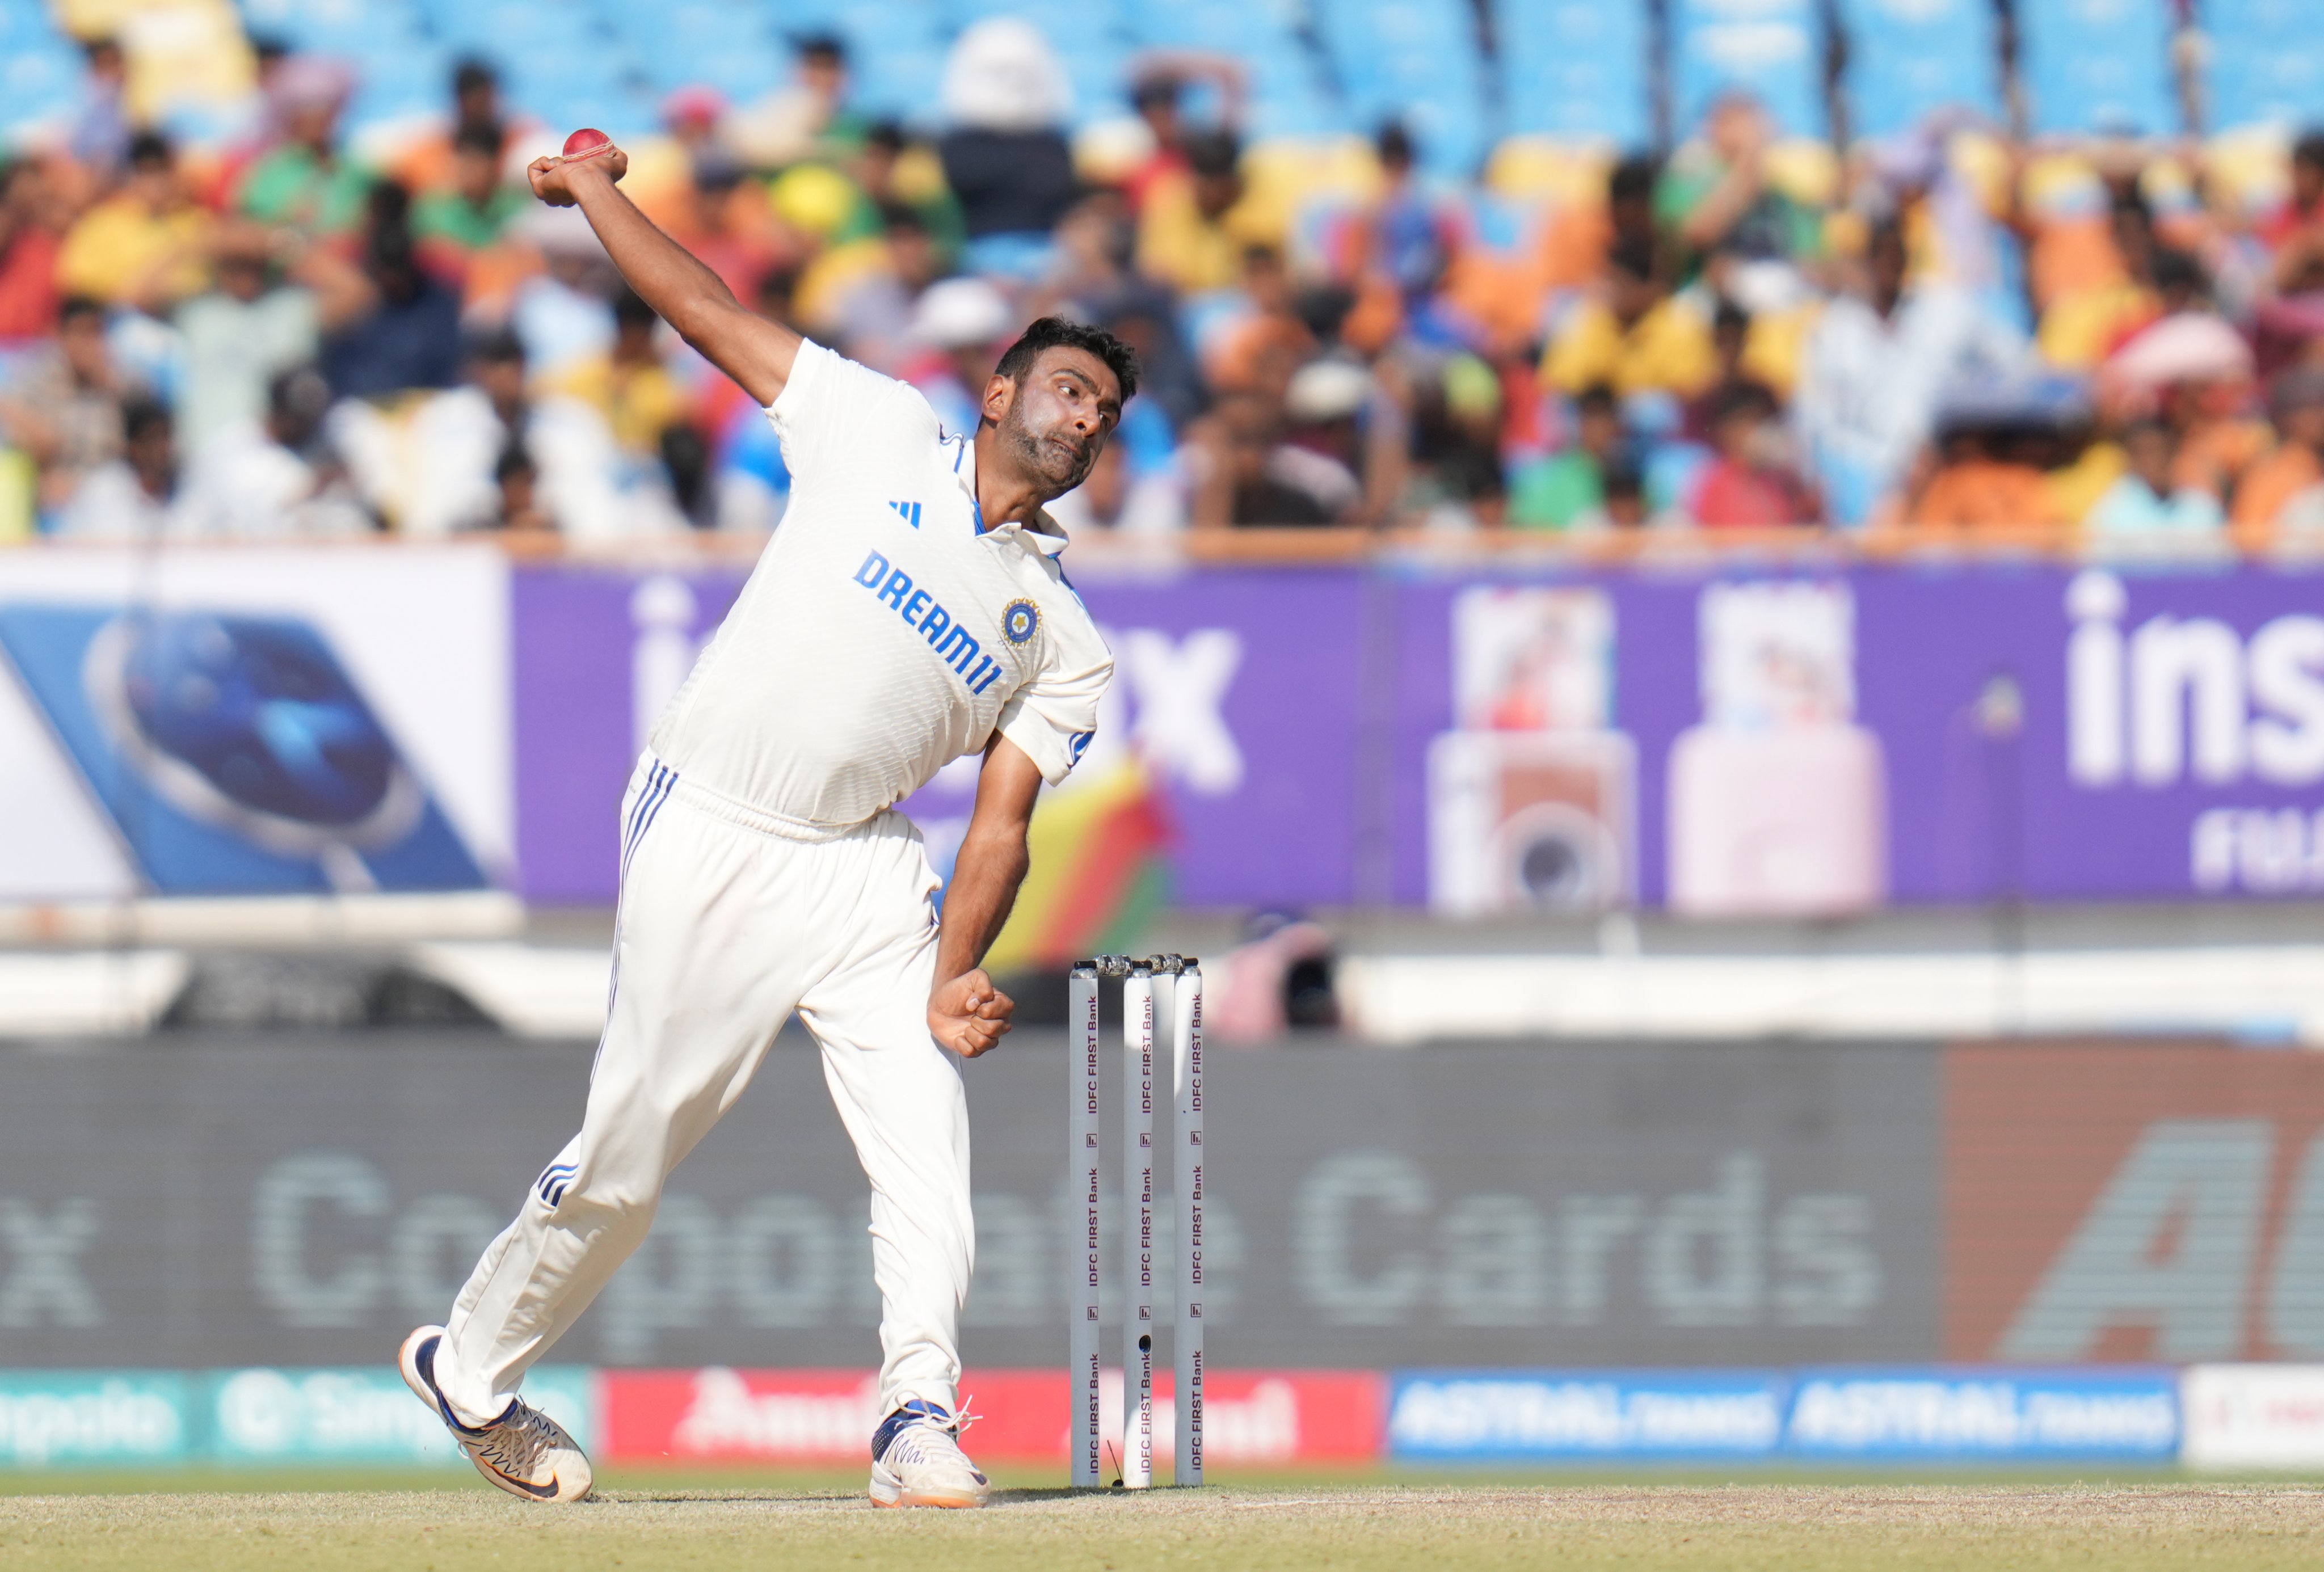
[544,288,686,456]
[55,131,213,311]
[1542,235,1717,399]
[1135,129,1278,294]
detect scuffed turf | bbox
[6,1484,2324,1570]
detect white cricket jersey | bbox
[647,340,1112,831]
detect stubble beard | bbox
[999,401,1096,500]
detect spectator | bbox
[176,365,369,538]
[938,20,1079,253]
[849,121,966,258]
[337,328,625,538]
[55,395,175,539]
[0,296,138,513]
[1543,235,1716,399]
[485,439,555,536]
[2232,370,2324,547]
[2264,133,2324,280]
[1404,353,1509,527]
[1189,391,1360,528]
[1138,129,1272,295]
[508,205,618,382]
[1510,384,1625,530]
[2085,418,2225,538]
[664,149,785,305]
[236,57,371,239]
[393,58,527,197]
[318,187,462,398]
[1360,123,1453,307]
[545,289,685,457]
[1688,381,1815,526]
[1793,217,2025,524]
[1657,95,1818,280]
[68,37,131,178]
[414,123,525,281]
[175,220,367,453]
[903,276,1013,437]
[55,132,213,312]
[1121,57,1244,216]
[1896,424,2066,533]
[1597,455,1652,530]
[727,33,870,168]
[0,159,65,342]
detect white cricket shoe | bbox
[398,1325,593,1503]
[869,1400,990,1508]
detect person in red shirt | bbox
[1690,380,1817,526]
[0,159,64,343]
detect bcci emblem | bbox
[1002,599,1041,646]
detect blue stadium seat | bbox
[344,45,456,133]
[1671,0,1826,141]
[1496,0,1651,147]
[2016,0,2176,137]
[2204,0,2324,133]
[0,44,82,141]
[1839,0,2000,140]
[1312,0,1491,172]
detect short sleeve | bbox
[765,339,939,481]
[996,625,1113,786]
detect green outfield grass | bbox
[5,1482,2324,1571]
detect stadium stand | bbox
[2016,0,2179,138]
[1835,0,2001,142]
[1670,0,1826,142]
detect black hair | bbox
[58,295,104,327]
[1712,298,1751,336]
[466,326,527,366]
[494,439,537,484]
[126,130,171,168]
[120,395,172,445]
[1574,383,1619,417]
[1711,380,1778,426]
[1868,213,1908,255]
[1609,154,1659,207]
[1376,120,1416,170]
[2153,247,2208,296]
[1609,234,1657,283]
[993,316,1141,404]
[877,198,927,234]
[1602,455,1645,498]
[793,31,846,64]
[453,57,499,97]
[452,121,503,160]
[865,119,907,155]
[2297,131,2324,174]
[83,36,122,64]
[612,287,659,329]
[268,366,333,425]
[1131,74,1180,113]
[1185,129,1240,180]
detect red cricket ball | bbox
[562,128,613,161]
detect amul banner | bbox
[597,1368,1382,1465]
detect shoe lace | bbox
[474,1405,557,1474]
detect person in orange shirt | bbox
[2232,369,2324,550]
[1900,428,2066,533]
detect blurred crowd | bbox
[12,18,2324,551]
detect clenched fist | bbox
[929,967,1013,1058]
[527,144,628,208]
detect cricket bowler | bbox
[396,130,1132,1508]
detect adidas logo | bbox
[889,500,922,528]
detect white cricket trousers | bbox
[433,752,973,1428]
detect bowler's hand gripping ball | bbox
[561,128,614,162]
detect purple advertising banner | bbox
[511,557,2324,913]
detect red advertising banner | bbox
[1946,1042,2324,1364]
[600,1368,1384,1466]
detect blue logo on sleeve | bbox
[888,500,922,528]
[1003,600,1040,644]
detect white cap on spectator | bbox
[941,18,1070,132]
[521,203,606,259]
[1286,359,1373,423]
[911,278,1011,349]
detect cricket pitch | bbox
[6,1481,2324,1570]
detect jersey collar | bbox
[950,432,1071,558]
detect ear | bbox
[980,373,1014,425]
